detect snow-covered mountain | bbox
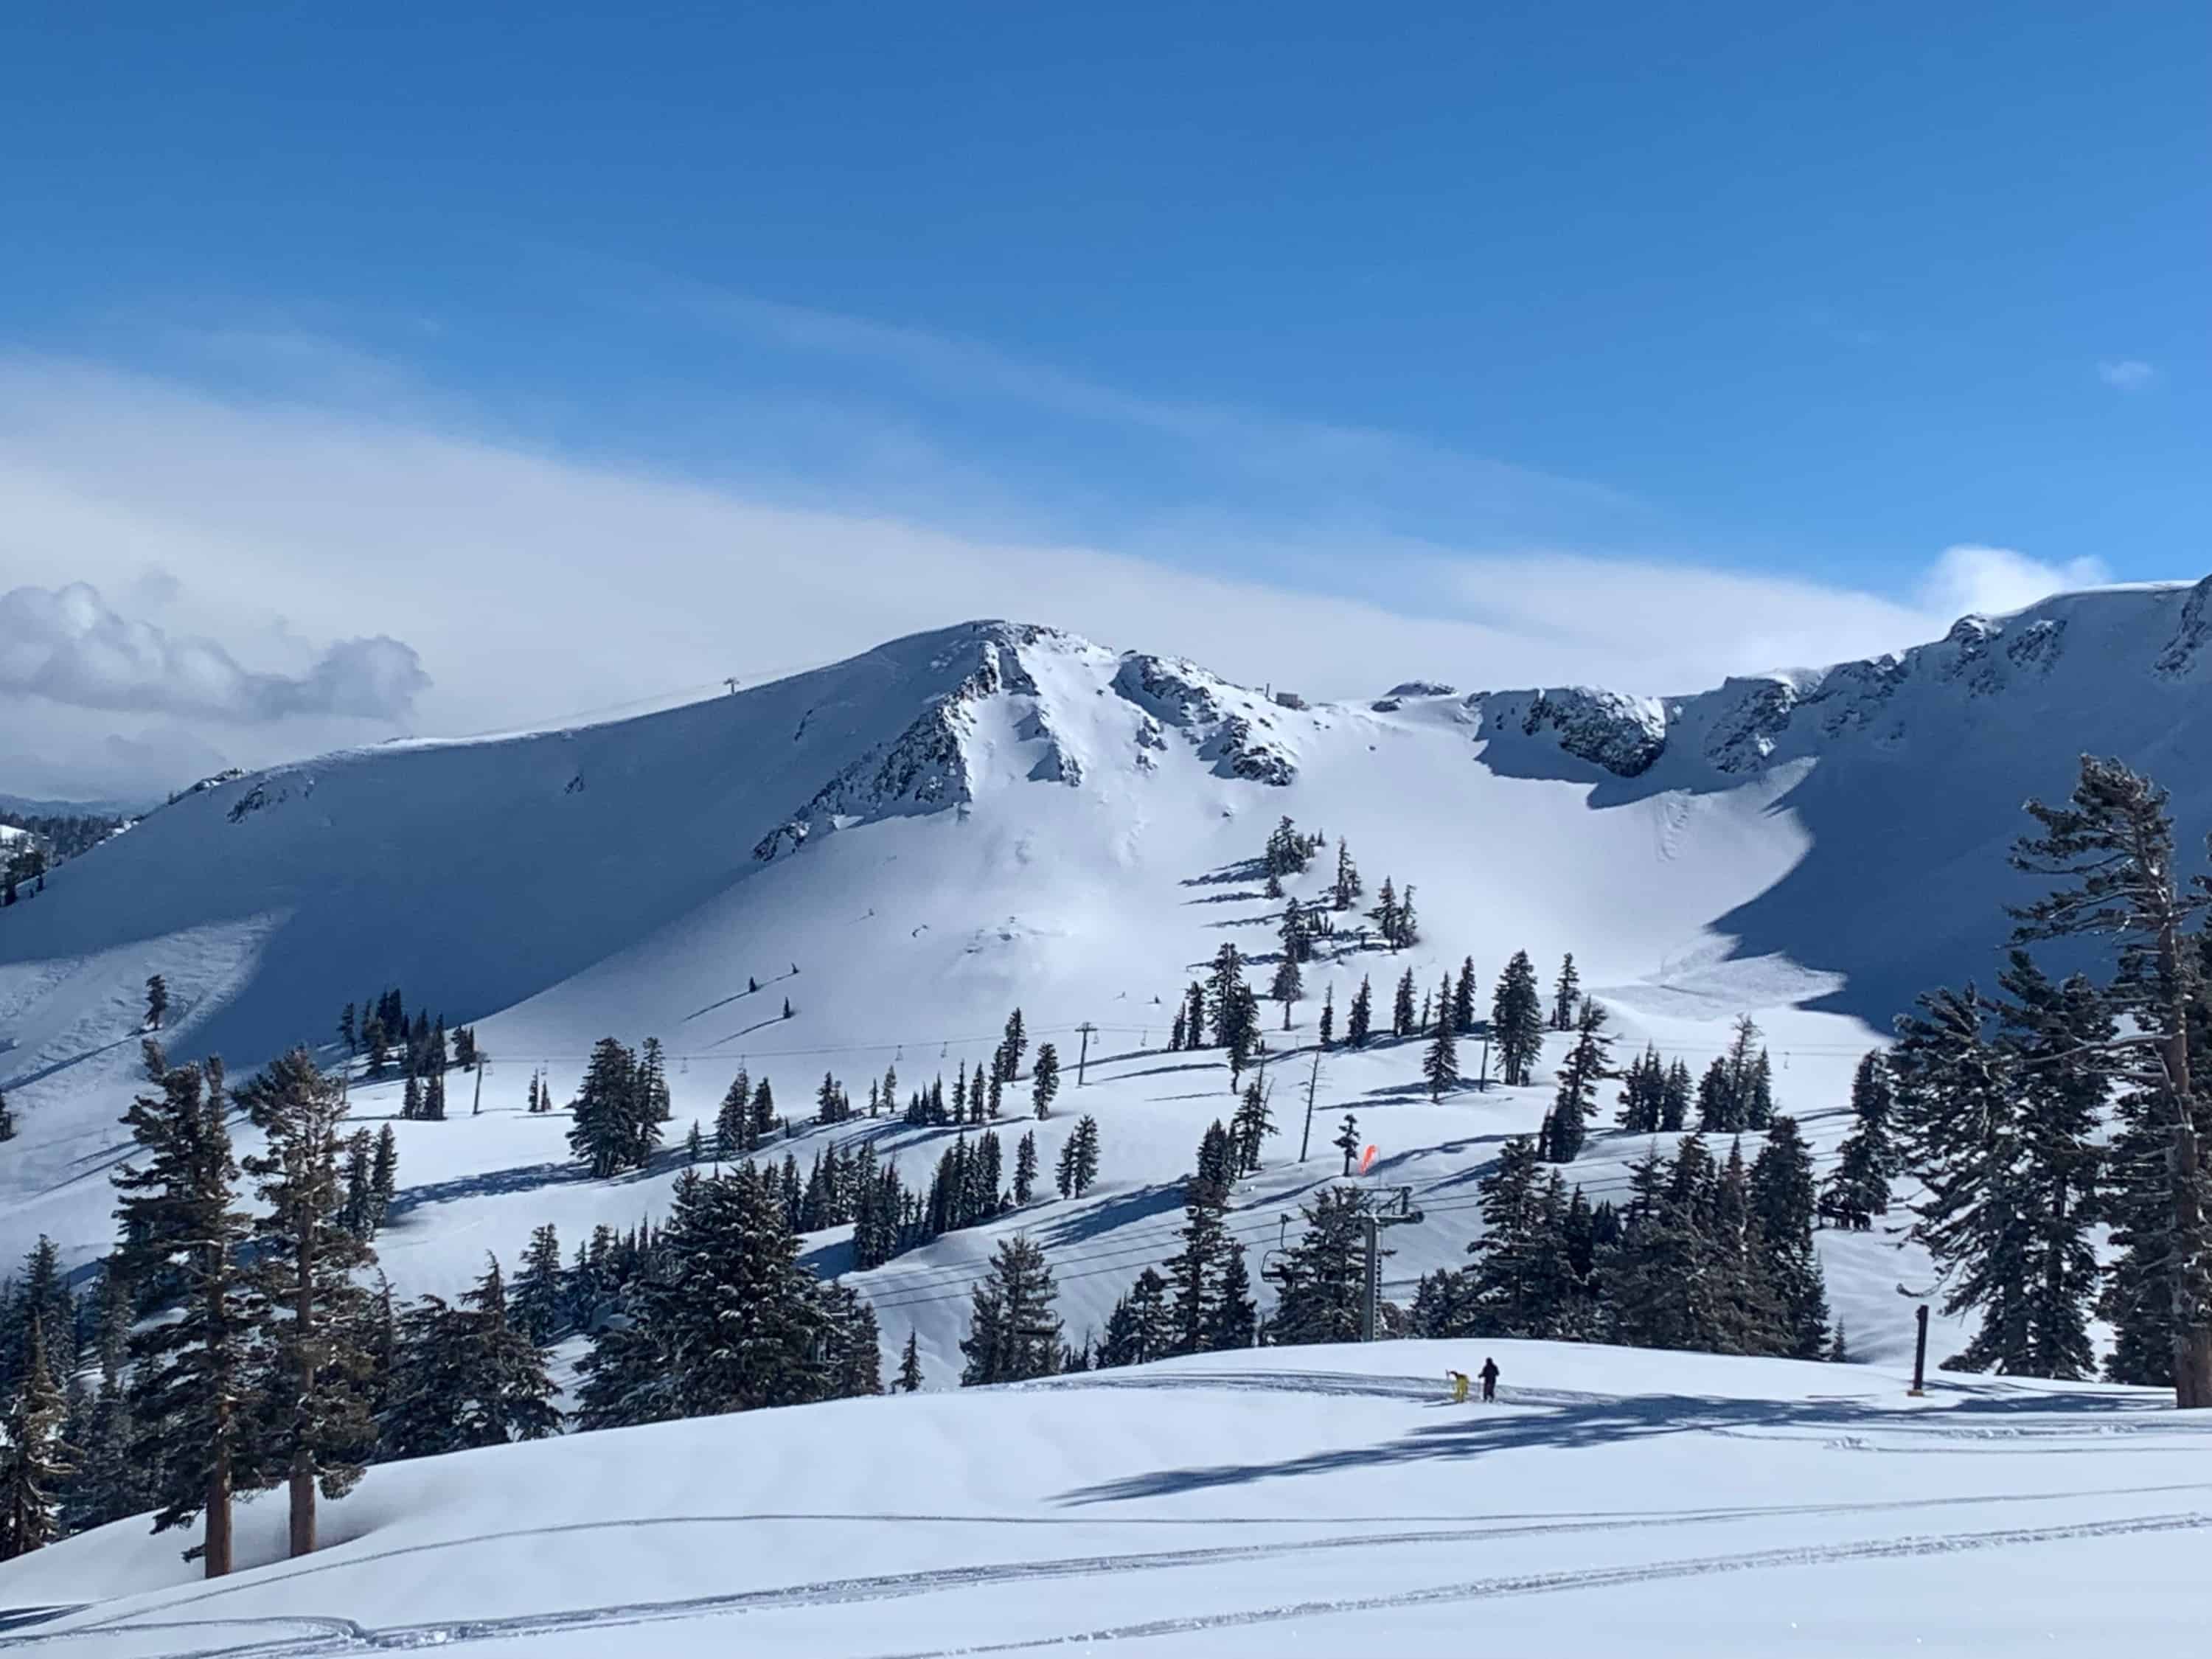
[4,581,2211,1382]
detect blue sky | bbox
[0,2,2205,795]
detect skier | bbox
[1478,1356,1499,1402]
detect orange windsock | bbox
[1359,1144,1378,1174]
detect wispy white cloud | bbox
[2098,358,2158,392]
[0,350,2135,797]
[1915,545,2112,622]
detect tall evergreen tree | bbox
[714,1068,752,1158]
[0,1322,69,1562]
[1539,999,1613,1163]
[1422,975,1461,1101]
[576,1165,835,1427]
[1391,967,1416,1038]
[1992,950,2110,1381]
[454,1256,563,1447]
[2009,757,2208,1402]
[1492,952,1545,1086]
[1819,1053,1899,1231]
[1332,838,1362,910]
[1747,1116,1830,1359]
[1099,1268,1176,1368]
[1334,1112,1361,1176]
[1013,1130,1039,1204]
[1165,1198,1231,1355]
[1551,954,1581,1030]
[512,1223,565,1344]
[1346,976,1374,1048]
[237,1048,376,1558]
[959,1235,1062,1385]
[1031,1043,1061,1118]
[895,1329,924,1393]
[144,973,169,1032]
[114,1059,260,1576]
[1464,1138,1576,1338]
[1265,1187,1370,1346]
[1893,986,2044,1377]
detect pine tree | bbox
[1319,983,1335,1048]
[369,1124,398,1234]
[1422,975,1461,1101]
[1551,954,1580,1030]
[1270,955,1303,1028]
[751,1077,778,1144]
[1893,985,2042,1377]
[1660,1059,1692,1132]
[0,1089,13,1144]
[454,1256,563,1446]
[145,973,169,1032]
[1453,957,1478,1034]
[1332,838,1362,910]
[1265,1188,1370,1345]
[1099,1268,1175,1368]
[237,1049,377,1557]
[895,1329,925,1393]
[1492,952,1545,1086]
[1368,878,1399,949]
[0,1322,70,1562]
[686,1121,705,1162]
[1747,1116,1830,1359]
[1539,999,1613,1164]
[1192,1121,1235,1207]
[1613,1044,1666,1134]
[1230,1077,1276,1175]
[1346,976,1374,1048]
[576,1165,834,1427]
[1819,1053,1897,1231]
[1993,951,2110,1380]
[2006,759,2211,1399]
[1070,1115,1101,1196]
[113,1059,259,1576]
[1165,1197,1231,1355]
[960,1235,1062,1385]
[996,1008,1029,1082]
[1334,1112,1361,1177]
[513,1223,564,1344]
[1210,1242,1257,1350]
[1465,1138,1577,1338]
[1014,1130,1039,1204]
[1391,967,1416,1037]
[566,1037,635,1176]
[1031,1043,1061,1118]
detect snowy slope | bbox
[7,1340,2205,1657]
[5,585,2212,1384]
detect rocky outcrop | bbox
[1111,653,1296,785]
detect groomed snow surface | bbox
[7,1340,2203,1657]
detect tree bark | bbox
[204,1446,231,1579]
[2157,912,2211,1410]
[291,1197,318,1557]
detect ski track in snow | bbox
[23,1506,2212,1658]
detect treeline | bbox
[1411,1123,1832,1360]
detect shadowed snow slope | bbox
[4,588,2212,1388]
[5,1341,2203,1657]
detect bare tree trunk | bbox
[290,1214,318,1557]
[2157,918,2212,1410]
[204,1445,232,1579]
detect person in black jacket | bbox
[1478,1356,1500,1402]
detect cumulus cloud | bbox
[1914,546,2112,624]
[0,580,428,722]
[2098,359,2158,392]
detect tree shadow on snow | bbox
[1053,1378,2181,1506]
[1032,1182,1191,1249]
